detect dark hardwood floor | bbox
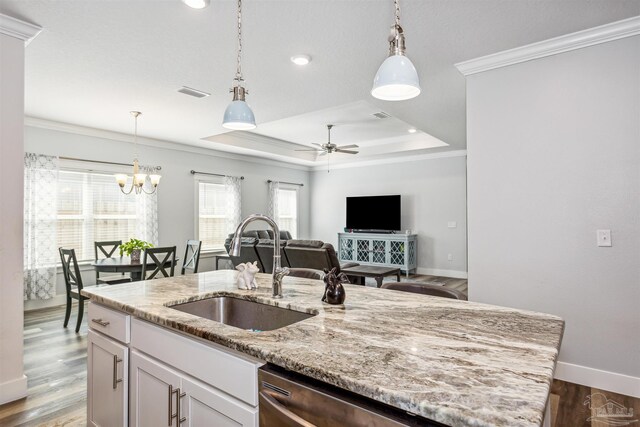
[2,281,638,427]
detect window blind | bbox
[276,188,298,238]
[198,182,228,251]
[57,170,138,261]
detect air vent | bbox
[373,111,390,119]
[177,86,211,98]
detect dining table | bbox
[92,256,179,282]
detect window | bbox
[197,181,229,251]
[57,170,139,261]
[275,187,298,238]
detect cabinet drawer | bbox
[131,318,262,406]
[88,303,131,344]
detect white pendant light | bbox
[371,0,421,101]
[222,0,256,130]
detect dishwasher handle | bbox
[259,391,317,427]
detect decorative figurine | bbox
[236,261,259,290]
[322,267,348,305]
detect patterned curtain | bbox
[135,166,159,245]
[224,176,242,234]
[268,180,279,220]
[24,153,59,300]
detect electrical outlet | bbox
[597,229,612,247]
[447,253,453,261]
[448,221,457,228]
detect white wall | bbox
[24,124,310,310]
[466,35,640,394]
[0,33,28,404]
[310,154,468,277]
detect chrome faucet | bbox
[229,214,289,298]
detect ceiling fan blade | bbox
[318,151,328,156]
[337,144,359,149]
[312,143,324,147]
[295,148,322,152]
[335,149,359,155]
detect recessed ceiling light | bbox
[182,0,210,9]
[291,54,311,66]
[408,128,417,133]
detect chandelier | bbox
[114,111,161,195]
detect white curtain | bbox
[135,166,159,245]
[24,153,59,300]
[268,180,279,220]
[224,176,242,234]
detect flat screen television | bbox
[346,195,401,232]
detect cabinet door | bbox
[130,350,182,427]
[181,376,258,427]
[87,330,128,427]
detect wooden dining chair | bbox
[94,240,131,285]
[59,248,89,333]
[141,246,177,280]
[181,240,202,275]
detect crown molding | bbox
[455,16,640,76]
[24,117,311,172]
[310,150,467,172]
[0,14,42,45]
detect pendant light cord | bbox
[133,113,139,160]
[394,0,400,26]
[235,0,243,82]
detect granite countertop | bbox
[82,270,564,427]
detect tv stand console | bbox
[338,232,417,277]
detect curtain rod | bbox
[190,170,244,180]
[267,179,304,187]
[59,156,162,170]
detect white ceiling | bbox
[2,0,639,166]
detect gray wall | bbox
[309,155,468,277]
[466,35,640,382]
[24,124,310,310]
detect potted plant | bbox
[119,238,154,262]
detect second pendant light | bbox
[222,0,256,130]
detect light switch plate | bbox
[448,222,457,228]
[597,229,612,247]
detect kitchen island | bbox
[82,270,564,427]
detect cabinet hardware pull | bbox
[169,385,181,426]
[168,385,175,426]
[112,355,122,389]
[177,388,186,424]
[91,318,110,327]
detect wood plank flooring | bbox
[2,283,638,427]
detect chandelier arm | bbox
[141,186,157,195]
[119,182,135,195]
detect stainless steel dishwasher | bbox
[258,364,446,427]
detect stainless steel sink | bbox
[169,297,315,332]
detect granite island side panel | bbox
[82,270,564,427]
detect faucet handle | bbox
[274,267,290,281]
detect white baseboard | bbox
[0,375,28,405]
[554,361,640,398]
[24,294,67,312]
[415,268,468,279]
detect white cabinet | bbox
[131,350,258,427]
[87,330,128,427]
[338,232,417,276]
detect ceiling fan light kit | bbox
[371,0,421,101]
[222,0,256,130]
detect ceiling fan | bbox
[295,124,359,157]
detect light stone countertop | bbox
[81,270,564,427]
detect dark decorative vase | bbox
[322,268,348,305]
[130,249,141,262]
